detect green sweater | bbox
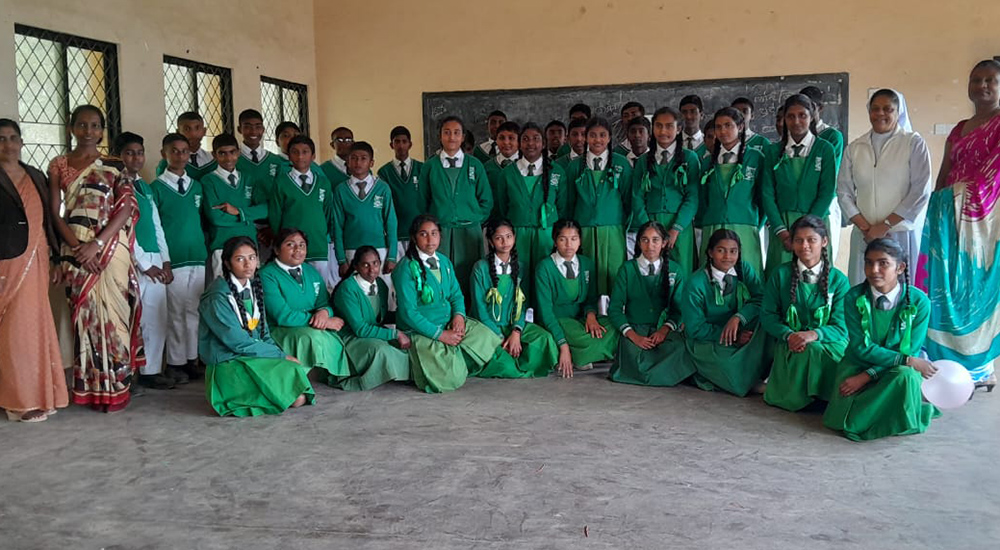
[319,159,350,187]
[267,168,334,262]
[469,258,528,335]
[133,177,159,253]
[201,170,268,251]
[697,147,766,228]
[332,276,396,341]
[562,153,634,227]
[198,276,285,365]
[377,158,424,240]
[418,155,493,228]
[150,175,208,268]
[760,138,837,235]
[237,150,284,204]
[842,283,930,378]
[493,161,566,229]
[392,254,465,340]
[485,157,519,219]
[156,157,217,181]
[818,126,845,171]
[258,262,333,328]
[681,261,763,343]
[533,255,599,345]
[746,133,771,153]
[330,178,397,263]
[631,149,702,231]
[761,262,849,342]
[608,259,686,333]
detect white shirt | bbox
[417,249,441,269]
[797,259,823,281]
[585,150,610,171]
[636,256,662,276]
[158,169,190,193]
[227,275,259,322]
[133,176,171,271]
[710,265,738,291]
[189,148,213,168]
[439,149,465,168]
[568,150,581,161]
[395,157,413,177]
[478,139,496,155]
[495,152,519,166]
[871,284,902,310]
[213,165,240,186]
[517,157,543,177]
[656,143,676,164]
[353,274,379,296]
[275,259,304,278]
[494,255,514,275]
[329,156,347,174]
[816,121,830,134]
[290,168,314,189]
[240,143,268,163]
[717,143,740,164]
[278,152,289,160]
[683,130,704,149]
[626,148,646,166]
[619,139,631,152]
[348,174,375,198]
[551,253,579,278]
[784,131,816,159]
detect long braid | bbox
[223,274,251,335]
[736,124,747,165]
[488,248,499,290]
[789,259,800,306]
[672,126,685,174]
[405,237,429,299]
[510,247,521,292]
[819,245,831,302]
[658,236,672,305]
[252,275,269,341]
[902,263,911,309]
[541,147,551,205]
[645,124,657,182]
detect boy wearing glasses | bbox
[320,127,353,187]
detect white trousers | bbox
[138,264,168,375]
[210,249,224,280]
[166,265,205,365]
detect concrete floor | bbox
[1,369,997,550]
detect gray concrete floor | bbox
[1,369,997,550]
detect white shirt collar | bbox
[620,139,631,151]
[517,157,543,176]
[395,157,412,171]
[683,129,704,144]
[213,165,239,184]
[290,168,313,186]
[710,265,738,290]
[656,142,677,163]
[871,284,902,309]
[717,142,740,164]
[816,120,830,133]
[568,150,582,160]
[417,249,440,268]
[585,149,610,169]
[158,169,188,189]
[330,156,347,173]
[626,148,646,165]
[636,256,662,275]
[797,259,823,279]
[493,254,514,274]
[551,253,579,277]
[240,143,267,162]
[348,173,375,193]
[274,259,302,275]
[354,274,379,295]
[191,148,213,166]
[495,152,519,165]
[478,139,495,154]
[230,274,252,294]
[784,131,816,157]
[439,149,465,167]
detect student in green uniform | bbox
[800,85,846,259]
[694,118,716,172]
[275,121,301,160]
[632,106,702,274]
[331,246,412,390]
[697,107,766,274]
[267,135,338,289]
[484,121,521,216]
[391,215,513,393]
[534,219,618,378]
[624,116,651,168]
[554,118,588,169]
[417,116,492,300]
[545,120,567,158]
[563,116,634,298]
[259,227,349,379]
[822,238,939,441]
[236,109,284,194]
[679,95,705,151]
[555,103,592,157]
[761,94,837,277]
[614,101,646,156]
[202,133,267,278]
[377,125,423,263]
[332,141,397,279]
[609,221,691,386]
[470,219,558,377]
[199,236,315,416]
[731,97,771,153]
[761,216,850,411]
[473,110,507,163]
[680,229,767,396]
[320,126,352,187]
[155,112,216,179]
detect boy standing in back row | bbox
[377,126,423,261]
[155,111,216,180]
[320,126,353,187]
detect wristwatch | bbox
[882,219,893,229]
[94,237,106,249]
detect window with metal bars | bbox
[13,24,121,169]
[260,76,309,154]
[162,55,233,145]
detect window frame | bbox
[162,55,234,136]
[260,75,310,136]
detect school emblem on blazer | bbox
[468,165,476,180]
[411,175,419,189]
[373,195,383,208]
[550,173,561,187]
[313,281,321,294]
[583,270,590,284]
[815,157,823,171]
[244,185,253,200]
[194,194,202,208]
[318,189,326,202]
[744,166,757,180]
[269,165,278,177]
[668,272,676,285]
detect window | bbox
[260,76,309,154]
[162,55,233,145]
[13,24,121,168]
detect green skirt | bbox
[581,225,626,297]
[440,224,485,300]
[610,325,693,386]
[408,318,500,393]
[513,225,554,306]
[699,223,763,276]
[653,213,696,274]
[205,357,314,417]
[559,316,618,365]
[763,339,846,411]
[684,328,767,396]
[496,323,558,377]
[823,364,941,441]
[330,335,411,391]
[271,326,350,377]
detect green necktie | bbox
[177,177,186,194]
[660,151,671,165]
[228,173,237,187]
[299,174,312,194]
[722,152,736,164]
[792,144,805,158]
[426,256,439,269]
[592,157,602,170]
[876,295,891,310]
[527,164,535,176]
[446,157,457,168]
[564,261,576,279]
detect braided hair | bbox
[711,107,748,165]
[405,214,441,285]
[865,238,911,309]
[519,122,552,205]
[633,221,672,304]
[220,236,268,339]
[787,215,831,306]
[704,228,744,283]
[779,94,819,151]
[484,218,520,292]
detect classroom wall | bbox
[0,0,319,179]
[312,0,1000,166]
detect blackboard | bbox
[422,72,848,158]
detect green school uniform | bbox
[378,158,424,241]
[608,259,692,387]
[553,153,577,171]
[760,139,837,276]
[556,143,571,157]
[149,175,207,268]
[823,284,939,441]
[484,156,518,218]
[319,159,350,187]
[330,177,398,264]
[679,262,767,396]
[237,150,284,204]
[817,126,845,173]
[631,149,703,273]
[259,262,349,376]
[198,276,316,417]
[533,255,618,366]
[613,143,630,157]
[473,142,494,164]
[761,262,850,411]
[392,254,509,393]
[268,167,334,262]
[697,148,767,275]
[155,156,217,181]
[746,133,771,154]
[563,153,634,296]
[132,177,159,254]
[470,258,558,377]
[330,276,411,391]
[201,170,267,251]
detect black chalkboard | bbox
[422,72,848,158]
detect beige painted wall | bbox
[0,0,319,179]
[312,0,1000,167]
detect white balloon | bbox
[921,360,974,409]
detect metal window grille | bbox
[260,76,309,154]
[13,24,121,168]
[162,55,233,144]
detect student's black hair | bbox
[779,94,819,150]
[703,117,716,134]
[496,121,521,137]
[585,117,615,177]
[462,129,476,152]
[348,245,381,276]
[271,226,309,256]
[488,110,507,120]
[865,238,911,309]
[567,117,588,132]
[551,218,582,253]
[799,86,824,113]
[0,118,22,135]
[704,228,744,283]
[484,218,520,293]
[621,101,645,116]
[569,103,592,119]
[712,107,748,164]
[70,104,106,128]
[111,132,143,156]
[177,111,204,125]
[274,121,301,140]
[646,107,686,182]
[787,215,831,307]
[405,214,442,291]
[679,95,703,112]
[161,132,188,148]
[868,89,901,109]
[972,59,1000,74]
[238,109,264,124]
[390,125,411,140]
[350,140,375,156]
[330,126,353,138]
[519,122,553,206]
[633,221,673,304]
[731,97,754,112]
[438,115,465,134]
[220,236,268,339]
[211,132,240,152]
[544,120,567,132]
[287,134,315,155]
[626,116,651,131]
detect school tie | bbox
[564,260,576,279]
[177,177,186,194]
[426,256,439,270]
[876,295,891,311]
[792,144,805,158]
[356,181,367,199]
[592,157,602,171]
[501,159,511,168]
[238,288,251,300]
[228,173,237,187]
[723,274,736,292]
[685,136,694,150]
[648,263,656,276]
[527,164,535,176]
[802,269,818,284]
[399,161,407,181]
[289,267,302,284]
[499,261,509,274]
[722,152,736,164]
[251,150,259,163]
[189,153,199,168]
[489,142,497,157]
[446,157,457,168]
[660,151,671,165]
[368,283,377,296]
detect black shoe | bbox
[181,360,206,380]
[138,374,176,390]
[164,365,191,385]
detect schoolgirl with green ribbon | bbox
[761,216,850,411]
[679,229,767,396]
[631,107,703,274]
[391,215,517,393]
[823,238,939,441]
[469,219,558,378]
